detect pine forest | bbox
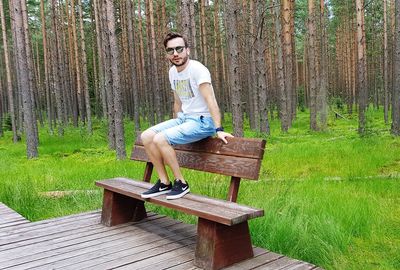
[0,0,399,158]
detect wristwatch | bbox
[215,126,224,132]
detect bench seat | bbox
[96,177,264,226]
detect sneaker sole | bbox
[141,190,171,199]
[166,188,190,200]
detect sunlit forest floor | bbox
[0,108,399,270]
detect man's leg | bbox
[153,133,186,183]
[141,130,170,184]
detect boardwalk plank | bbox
[0,215,100,247]
[0,215,164,265]
[116,244,195,270]
[74,236,196,270]
[1,218,183,269]
[254,256,300,269]
[16,223,195,270]
[0,205,320,270]
[224,251,283,270]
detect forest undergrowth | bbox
[0,109,399,270]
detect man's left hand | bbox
[216,131,234,144]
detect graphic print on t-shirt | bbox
[173,79,194,101]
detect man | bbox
[140,32,233,200]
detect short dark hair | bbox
[163,32,189,48]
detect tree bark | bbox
[308,0,318,131]
[224,0,243,136]
[105,0,126,159]
[356,0,368,135]
[10,0,38,158]
[126,0,140,131]
[392,0,400,135]
[78,0,92,134]
[0,0,19,142]
[274,0,289,132]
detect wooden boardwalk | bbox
[0,203,321,270]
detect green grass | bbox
[0,110,399,269]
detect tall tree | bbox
[40,0,53,133]
[50,0,65,135]
[318,0,328,129]
[224,0,243,136]
[10,0,38,158]
[126,0,140,131]
[282,0,294,125]
[392,0,400,135]
[384,0,389,123]
[356,0,368,134]
[146,0,162,123]
[0,0,18,142]
[255,0,270,134]
[274,0,289,132]
[104,0,126,159]
[308,0,318,130]
[78,0,92,134]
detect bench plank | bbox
[134,135,266,159]
[132,145,263,180]
[96,178,264,226]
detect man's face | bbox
[165,37,189,67]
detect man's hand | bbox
[216,131,234,144]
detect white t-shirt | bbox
[169,60,212,116]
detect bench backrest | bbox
[131,135,266,202]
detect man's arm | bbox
[199,82,233,143]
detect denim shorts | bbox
[149,112,216,145]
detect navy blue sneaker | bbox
[141,180,172,198]
[166,179,190,200]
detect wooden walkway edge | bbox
[0,203,323,270]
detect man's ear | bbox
[187,48,190,55]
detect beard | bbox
[170,54,189,67]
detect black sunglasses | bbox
[166,46,185,55]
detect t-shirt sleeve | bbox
[193,63,211,85]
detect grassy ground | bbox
[0,109,399,269]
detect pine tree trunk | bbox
[0,0,19,142]
[356,0,368,135]
[50,0,64,136]
[69,0,84,124]
[126,0,140,131]
[384,0,389,123]
[224,0,243,136]
[318,0,328,129]
[78,0,92,134]
[10,0,38,158]
[274,0,289,132]
[21,0,39,145]
[147,0,162,123]
[105,0,126,159]
[308,0,318,131]
[391,0,400,135]
[255,0,270,134]
[39,0,53,133]
[200,0,208,65]
[283,0,293,126]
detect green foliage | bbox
[0,112,399,269]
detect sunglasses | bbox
[166,46,185,55]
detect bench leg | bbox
[194,218,254,270]
[101,190,147,226]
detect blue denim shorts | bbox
[149,112,216,145]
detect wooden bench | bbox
[96,135,266,270]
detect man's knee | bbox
[141,129,156,145]
[153,133,169,147]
